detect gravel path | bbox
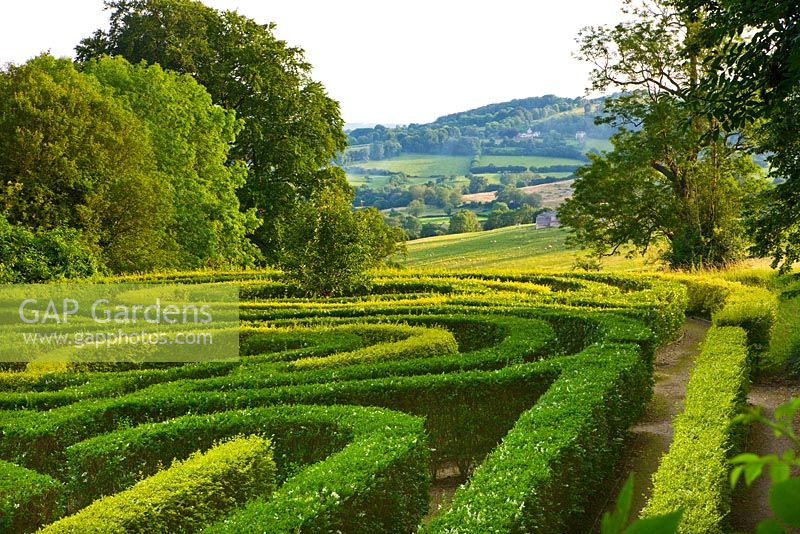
[425,319,715,528]
[591,318,710,527]
[729,379,800,532]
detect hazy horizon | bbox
[2,0,626,124]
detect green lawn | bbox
[350,154,473,177]
[476,155,585,169]
[344,153,587,186]
[398,225,657,272]
[582,137,613,153]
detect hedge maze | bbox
[0,271,772,532]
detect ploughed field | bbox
[0,270,771,533]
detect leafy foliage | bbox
[83,56,261,268]
[731,397,800,533]
[672,0,800,273]
[0,214,101,283]
[0,460,62,533]
[642,326,750,533]
[564,0,767,269]
[78,0,348,261]
[280,186,405,295]
[43,435,276,533]
[0,55,173,272]
[448,209,482,234]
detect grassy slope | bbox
[477,155,584,168]
[399,225,656,272]
[346,154,586,182]
[582,138,612,152]
[351,154,472,176]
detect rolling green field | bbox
[476,155,585,169]
[399,225,658,271]
[350,154,473,176]
[582,137,613,152]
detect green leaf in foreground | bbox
[769,477,800,528]
[624,510,682,534]
[601,473,634,534]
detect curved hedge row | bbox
[43,435,276,533]
[63,405,429,533]
[0,460,62,532]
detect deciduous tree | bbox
[77,0,348,261]
[562,0,765,268]
[448,210,482,234]
[0,55,174,271]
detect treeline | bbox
[0,0,402,293]
[469,164,580,174]
[356,183,463,212]
[1,55,257,276]
[340,95,614,164]
[384,197,545,240]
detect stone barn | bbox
[536,210,561,229]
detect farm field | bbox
[476,154,585,169]
[348,154,473,177]
[582,137,613,152]
[460,178,575,207]
[0,268,778,533]
[400,225,659,271]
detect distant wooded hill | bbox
[341,95,614,164]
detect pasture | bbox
[476,154,585,169]
[400,225,659,271]
[348,154,473,177]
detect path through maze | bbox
[0,271,689,533]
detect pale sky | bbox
[0,0,626,125]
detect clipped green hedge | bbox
[203,406,429,533]
[713,286,777,357]
[59,405,430,531]
[0,309,660,478]
[0,315,558,473]
[63,406,351,510]
[661,274,735,318]
[426,342,652,533]
[641,326,750,533]
[0,460,62,533]
[0,270,692,532]
[290,326,458,369]
[42,435,276,534]
[0,360,237,410]
[662,274,777,354]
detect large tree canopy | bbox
[77,0,349,261]
[0,53,260,273]
[673,0,800,272]
[0,54,174,272]
[83,56,261,268]
[561,0,765,269]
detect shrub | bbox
[713,286,777,356]
[0,214,101,283]
[0,270,692,531]
[0,460,62,533]
[42,435,275,533]
[203,407,429,533]
[63,407,348,510]
[426,342,652,533]
[290,326,458,369]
